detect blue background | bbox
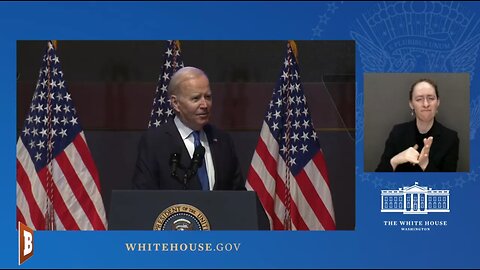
[2,1,479,268]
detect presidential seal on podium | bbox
[153,204,211,230]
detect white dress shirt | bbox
[174,117,215,190]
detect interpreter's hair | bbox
[409,78,439,100]
[168,66,208,95]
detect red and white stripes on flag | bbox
[246,41,336,230]
[16,41,107,230]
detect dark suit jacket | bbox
[376,120,459,172]
[132,120,245,190]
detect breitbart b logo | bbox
[18,222,34,265]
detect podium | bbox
[108,190,270,230]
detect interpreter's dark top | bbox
[376,119,459,172]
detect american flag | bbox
[16,41,107,230]
[148,40,184,128]
[246,41,336,230]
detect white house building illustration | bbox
[381,182,450,214]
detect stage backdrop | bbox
[17,40,356,231]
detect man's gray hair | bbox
[168,66,208,95]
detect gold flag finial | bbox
[175,40,181,52]
[52,40,58,49]
[288,40,298,61]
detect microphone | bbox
[183,146,206,187]
[169,153,181,178]
[190,145,205,176]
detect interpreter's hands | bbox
[389,136,433,171]
[390,146,420,170]
[417,136,433,171]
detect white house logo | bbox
[381,182,449,232]
[381,182,450,214]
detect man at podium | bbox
[132,66,245,191]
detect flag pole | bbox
[45,40,56,230]
[282,41,299,230]
[173,40,181,69]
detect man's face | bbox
[409,81,440,123]
[171,75,212,131]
